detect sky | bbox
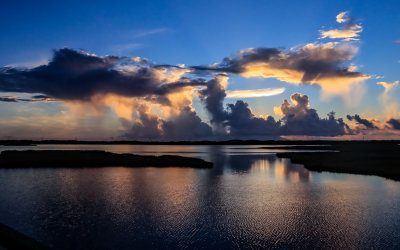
[0,0,399,140]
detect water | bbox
[0,145,399,249]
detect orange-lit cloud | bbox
[225,43,370,105]
[377,80,399,118]
[319,11,362,41]
[336,11,351,23]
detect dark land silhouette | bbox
[0,150,213,168]
[1,140,400,180]
[1,139,400,146]
[277,142,400,181]
[0,221,48,250]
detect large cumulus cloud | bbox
[278,93,348,136]
[121,105,213,141]
[0,47,362,140]
[198,77,349,138]
[0,48,206,102]
[193,44,366,83]
[192,43,369,103]
[0,11,376,140]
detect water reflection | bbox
[226,154,311,182]
[0,145,400,249]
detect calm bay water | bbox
[0,145,399,249]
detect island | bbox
[276,142,400,181]
[0,150,213,168]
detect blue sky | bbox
[0,0,399,139]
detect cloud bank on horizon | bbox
[0,11,399,140]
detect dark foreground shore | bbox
[0,222,48,250]
[277,142,400,181]
[0,150,213,168]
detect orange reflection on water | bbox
[250,157,311,182]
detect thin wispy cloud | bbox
[319,11,362,41]
[377,80,399,118]
[225,88,285,98]
[111,43,142,54]
[0,95,56,103]
[133,28,169,38]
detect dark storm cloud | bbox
[192,48,280,74]
[191,44,368,85]
[0,96,18,102]
[121,106,163,140]
[0,47,363,139]
[226,100,281,137]
[198,76,227,126]
[161,107,213,140]
[386,118,400,130]
[346,114,378,129]
[198,77,349,137]
[122,106,213,141]
[278,93,348,136]
[0,48,206,102]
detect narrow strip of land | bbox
[277,142,400,181]
[0,150,213,168]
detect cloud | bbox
[377,81,399,117]
[192,43,369,102]
[133,28,168,38]
[0,95,55,103]
[277,93,349,136]
[121,104,163,140]
[122,105,213,141]
[0,48,206,103]
[346,114,378,129]
[111,43,142,54]
[0,10,377,140]
[336,11,351,23]
[377,80,399,94]
[0,96,18,102]
[319,11,362,41]
[198,75,229,134]
[225,87,285,98]
[198,76,349,137]
[161,107,213,140]
[226,100,281,138]
[386,118,400,130]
